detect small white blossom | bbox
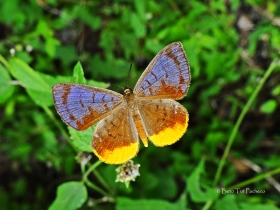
[76,152,92,166]
[25,45,33,52]
[116,160,140,187]
[10,48,15,56]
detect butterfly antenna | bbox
[115,83,125,90]
[101,77,124,90]
[126,63,132,88]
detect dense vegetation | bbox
[0,0,280,209]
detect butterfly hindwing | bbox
[138,99,188,146]
[134,42,190,100]
[52,83,123,131]
[92,106,139,164]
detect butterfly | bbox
[52,42,191,164]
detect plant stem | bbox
[228,166,280,190]
[0,54,9,68]
[202,200,214,210]
[84,161,114,195]
[213,58,279,187]
[84,178,111,197]
[82,160,113,197]
[83,160,102,179]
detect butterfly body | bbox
[53,42,191,164]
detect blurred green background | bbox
[1,0,280,209]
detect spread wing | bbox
[138,99,188,146]
[52,83,123,130]
[134,42,191,100]
[92,106,139,164]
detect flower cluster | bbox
[115,160,140,187]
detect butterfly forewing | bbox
[134,42,190,100]
[52,84,123,131]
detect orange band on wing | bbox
[149,115,188,146]
[93,142,139,164]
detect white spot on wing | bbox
[174,104,178,114]
[94,133,102,142]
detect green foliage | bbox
[9,58,54,107]
[68,126,94,153]
[0,0,280,210]
[187,159,218,202]
[0,63,14,104]
[49,182,88,210]
[73,62,86,84]
[260,99,277,114]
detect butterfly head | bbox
[123,88,133,97]
[123,88,136,109]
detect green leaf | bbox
[116,197,187,210]
[272,85,280,96]
[49,182,87,210]
[36,20,60,57]
[0,63,15,104]
[130,12,146,38]
[198,34,218,50]
[182,39,201,78]
[188,1,207,21]
[260,99,277,114]
[187,159,218,202]
[68,126,94,152]
[9,58,53,107]
[77,8,101,30]
[133,0,146,20]
[15,51,32,64]
[215,194,240,210]
[72,62,86,84]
